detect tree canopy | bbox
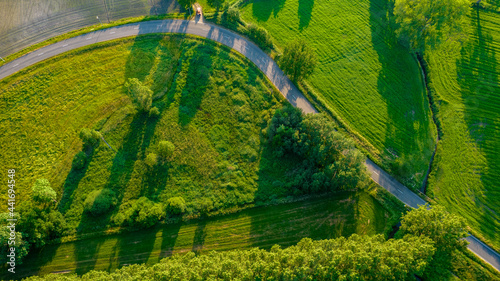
[31,179,57,206]
[280,39,317,82]
[125,78,153,112]
[394,0,471,52]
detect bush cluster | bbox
[267,105,367,194]
[83,189,117,217]
[245,24,273,51]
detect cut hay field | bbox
[425,8,500,250]
[0,0,181,58]
[239,0,437,190]
[2,191,390,279]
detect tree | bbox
[125,78,153,112]
[18,202,67,248]
[125,197,165,228]
[0,213,29,265]
[31,179,57,206]
[166,197,186,215]
[84,189,117,216]
[207,0,225,10]
[280,39,317,82]
[393,0,470,52]
[177,0,195,9]
[79,128,101,148]
[158,141,175,160]
[396,205,468,279]
[145,153,158,168]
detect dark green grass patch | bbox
[7,191,389,278]
[425,8,500,251]
[239,0,437,189]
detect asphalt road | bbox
[0,19,498,272]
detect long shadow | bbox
[457,8,500,242]
[369,0,434,185]
[249,0,287,22]
[58,146,96,214]
[298,0,314,30]
[159,222,182,259]
[178,43,216,126]
[192,220,207,254]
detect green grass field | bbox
[4,191,390,279]
[0,34,295,232]
[425,8,500,250]
[239,0,437,189]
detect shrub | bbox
[72,151,87,170]
[79,128,101,147]
[125,78,153,112]
[166,197,186,215]
[245,24,273,50]
[125,197,165,228]
[149,106,160,117]
[145,153,158,168]
[223,8,240,25]
[158,141,175,160]
[84,189,117,217]
[31,179,57,206]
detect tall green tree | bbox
[394,0,470,52]
[31,179,57,206]
[125,78,153,112]
[207,0,225,10]
[396,205,468,279]
[280,39,317,82]
[0,213,29,265]
[158,141,175,160]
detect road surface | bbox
[0,19,498,272]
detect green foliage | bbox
[396,205,468,279]
[18,203,68,248]
[24,235,435,281]
[245,24,273,50]
[223,7,240,25]
[177,0,195,9]
[157,140,175,160]
[144,152,158,168]
[125,78,153,112]
[280,39,317,82]
[165,196,187,215]
[149,106,160,117]
[207,0,225,10]
[0,213,29,265]
[79,128,101,147]
[31,179,57,206]
[123,197,165,228]
[83,189,117,217]
[268,105,368,193]
[72,151,87,170]
[394,0,471,52]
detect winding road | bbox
[0,19,498,272]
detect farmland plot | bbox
[0,0,181,57]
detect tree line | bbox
[22,205,469,281]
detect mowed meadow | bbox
[425,8,500,250]
[240,0,437,189]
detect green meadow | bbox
[425,8,500,250]
[239,0,437,189]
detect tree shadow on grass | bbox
[248,0,287,22]
[298,0,314,31]
[369,0,434,187]
[1,242,60,280]
[457,8,500,243]
[59,147,96,214]
[178,43,216,126]
[192,220,207,255]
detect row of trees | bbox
[267,105,367,193]
[24,206,468,281]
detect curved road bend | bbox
[0,19,498,272]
